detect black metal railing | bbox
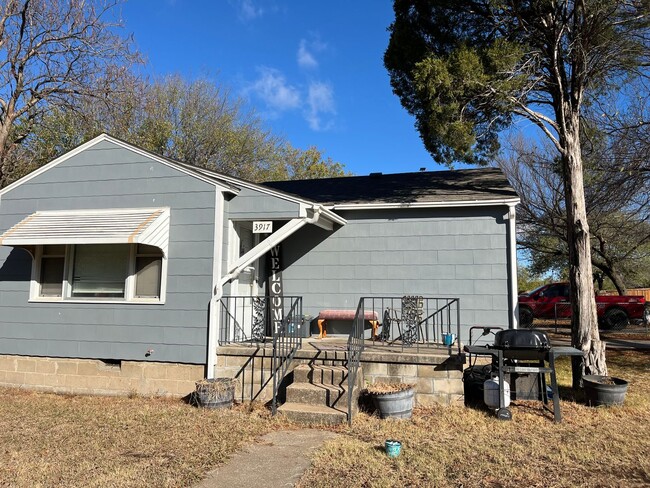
[347,298,366,425]
[356,296,462,354]
[218,295,269,345]
[271,296,303,415]
[346,296,461,424]
[218,295,303,415]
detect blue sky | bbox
[119,0,449,176]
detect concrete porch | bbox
[214,336,465,410]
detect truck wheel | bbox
[602,308,629,330]
[519,307,534,328]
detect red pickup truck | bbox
[518,282,650,329]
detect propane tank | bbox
[483,376,511,409]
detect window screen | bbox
[71,244,129,297]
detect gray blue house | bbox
[0,134,519,417]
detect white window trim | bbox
[29,244,167,305]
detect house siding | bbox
[0,140,216,364]
[222,186,302,295]
[227,187,302,220]
[279,207,511,336]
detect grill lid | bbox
[493,329,551,350]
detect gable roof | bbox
[0,133,239,197]
[0,133,347,225]
[262,168,519,208]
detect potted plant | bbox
[366,382,415,419]
[583,375,628,407]
[195,377,236,409]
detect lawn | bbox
[0,390,289,487]
[298,349,650,488]
[1,350,648,488]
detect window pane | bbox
[71,244,129,297]
[40,257,64,297]
[135,256,162,298]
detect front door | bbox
[230,222,261,341]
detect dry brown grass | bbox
[1,351,649,487]
[298,350,650,488]
[0,390,290,488]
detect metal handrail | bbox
[347,296,462,424]
[218,295,303,415]
[347,298,365,426]
[271,296,303,415]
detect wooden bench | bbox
[317,309,379,339]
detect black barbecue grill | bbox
[492,329,552,360]
[464,328,580,422]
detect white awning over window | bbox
[0,208,171,256]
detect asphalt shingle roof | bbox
[262,167,517,206]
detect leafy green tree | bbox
[385,1,650,383]
[517,265,548,295]
[16,75,347,183]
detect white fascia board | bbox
[328,198,521,211]
[0,133,237,198]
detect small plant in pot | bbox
[366,382,415,419]
[195,378,236,409]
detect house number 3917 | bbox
[252,221,273,233]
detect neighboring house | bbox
[0,134,519,415]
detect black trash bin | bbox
[463,364,492,407]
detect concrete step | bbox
[293,364,348,386]
[286,382,347,408]
[278,402,347,425]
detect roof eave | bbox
[327,197,520,211]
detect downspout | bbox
[206,205,323,379]
[507,204,519,329]
[207,190,226,379]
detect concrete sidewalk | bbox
[193,429,337,488]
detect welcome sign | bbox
[268,245,284,334]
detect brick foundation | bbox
[362,358,464,406]
[0,355,204,397]
[215,344,464,406]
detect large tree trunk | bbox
[562,115,608,389]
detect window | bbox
[39,245,66,297]
[32,244,166,303]
[72,244,130,298]
[134,244,163,299]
